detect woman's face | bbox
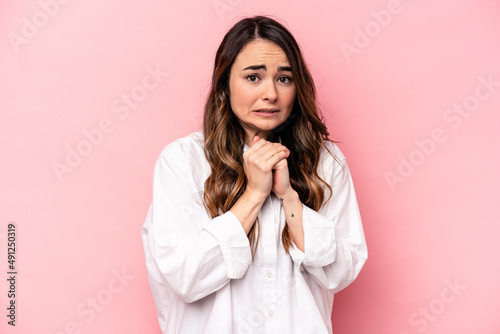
[228,39,296,144]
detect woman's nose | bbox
[261,80,277,102]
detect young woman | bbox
[142,15,367,334]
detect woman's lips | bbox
[253,108,279,116]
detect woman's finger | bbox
[244,141,289,172]
[260,147,290,171]
[249,135,261,147]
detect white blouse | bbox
[141,130,367,334]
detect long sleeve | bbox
[142,132,366,334]
[142,140,252,303]
[288,143,368,293]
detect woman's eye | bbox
[246,75,259,82]
[246,74,293,84]
[279,76,292,84]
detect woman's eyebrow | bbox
[242,64,292,72]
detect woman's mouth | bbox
[253,108,279,116]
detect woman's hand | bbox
[235,135,302,246]
[243,136,290,199]
[271,152,292,198]
[230,136,291,234]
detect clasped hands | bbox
[233,135,304,251]
[243,136,293,201]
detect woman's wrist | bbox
[230,188,267,235]
[276,188,299,204]
[244,186,270,204]
[277,188,304,251]
[277,188,303,224]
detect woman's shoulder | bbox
[321,139,346,163]
[158,130,204,159]
[317,140,348,183]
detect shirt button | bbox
[264,231,272,238]
[268,310,274,317]
[266,272,273,278]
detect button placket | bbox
[257,195,279,330]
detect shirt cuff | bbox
[202,211,252,279]
[288,205,337,268]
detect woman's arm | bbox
[276,186,305,252]
[143,143,252,304]
[143,136,291,303]
[230,136,290,234]
[287,144,368,293]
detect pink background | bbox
[1,0,499,333]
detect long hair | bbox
[203,15,336,258]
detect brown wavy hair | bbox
[203,15,337,258]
